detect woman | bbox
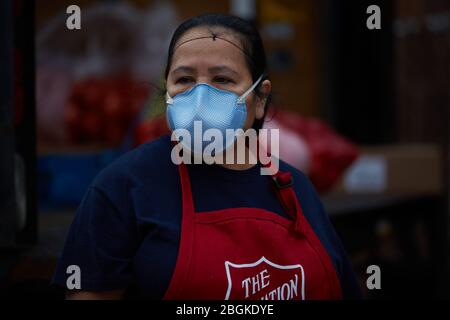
[52,13,361,300]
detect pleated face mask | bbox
[166,75,263,154]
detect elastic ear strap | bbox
[237,74,264,103]
[166,92,173,104]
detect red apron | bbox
[163,162,342,300]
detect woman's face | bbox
[166,27,270,131]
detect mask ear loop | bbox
[237,74,264,104]
[166,92,173,105]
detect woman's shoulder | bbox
[277,159,324,214]
[278,159,311,190]
[91,134,175,191]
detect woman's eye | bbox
[176,77,193,84]
[214,77,232,84]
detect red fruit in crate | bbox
[65,103,79,126]
[103,91,122,119]
[65,103,82,142]
[82,83,99,111]
[104,122,125,146]
[131,94,147,114]
[82,112,101,138]
[134,116,170,146]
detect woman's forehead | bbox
[169,27,248,73]
[174,26,242,50]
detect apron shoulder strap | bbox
[270,170,303,232]
[172,141,196,215]
[258,142,303,230]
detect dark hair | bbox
[164,13,271,130]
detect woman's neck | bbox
[219,162,256,171]
[216,146,258,171]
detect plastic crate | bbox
[38,149,123,209]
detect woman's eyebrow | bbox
[171,66,196,75]
[208,66,239,76]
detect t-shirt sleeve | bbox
[313,199,363,300]
[51,185,139,292]
[297,172,363,300]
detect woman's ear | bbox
[255,80,272,120]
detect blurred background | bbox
[0,0,449,299]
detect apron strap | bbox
[172,141,196,216]
[257,140,300,225]
[270,170,303,233]
[177,160,196,215]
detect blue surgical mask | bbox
[166,75,264,154]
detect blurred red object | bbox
[134,115,170,146]
[133,110,359,193]
[65,74,150,147]
[271,111,359,193]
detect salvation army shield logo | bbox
[224,256,305,300]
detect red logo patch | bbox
[224,256,305,300]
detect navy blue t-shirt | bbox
[52,135,361,299]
